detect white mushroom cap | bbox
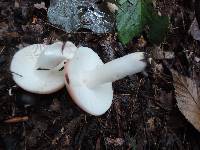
[64,47,146,116]
[64,47,113,116]
[10,44,65,94]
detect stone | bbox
[47,0,115,33]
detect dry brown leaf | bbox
[172,70,200,132]
[147,117,155,131]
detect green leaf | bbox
[116,0,147,44]
[118,0,127,5]
[148,15,169,44]
[116,0,169,45]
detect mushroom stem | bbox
[36,41,77,70]
[83,52,146,88]
[35,42,65,70]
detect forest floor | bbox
[0,0,200,149]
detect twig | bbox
[0,46,5,55]
[4,116,29,123]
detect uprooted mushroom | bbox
[10,42,147,115]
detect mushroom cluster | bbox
[10,42,147,115]
[10,41,77,94]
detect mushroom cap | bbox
[64,47,113,116]
[10,44,65,94]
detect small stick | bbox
[4,116,29,123]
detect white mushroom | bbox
[64,47,147,116]
[10,42,77,94]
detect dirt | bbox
[0,0,200,149]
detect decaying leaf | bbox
[152,46,174,60]
[105,137,124,146]
[172,70,200,132]
[188,18,200,41]
[34,2,47,10]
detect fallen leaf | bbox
[34,2,47,10]
[147,117,155,131]
[194,57,200,63]
[195,0,200,29]
[188,18,200,41]
[152,46,174,60]
[105,137,124,146]
[163,51,174,59]
[172,70,200,132]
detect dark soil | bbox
[0,0,200,149]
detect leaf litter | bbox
[172,70,200,132]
